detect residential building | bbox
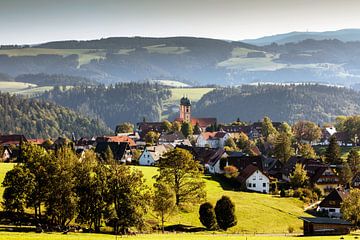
[138,144,173,166]
[317,189,349,218]
[236,164,270,193]
[196,131,231,148]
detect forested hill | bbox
[41,82,171,128]
[192,84,360,124]
[0,92,110,138]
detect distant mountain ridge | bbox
[242,29,360,46]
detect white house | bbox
[237,165,270,193]
[138,145,172,166]
[196,131,231,148]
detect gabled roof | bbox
[319,188,349,208]
[199,131,229,140]
[333,131,351,142]
[28,139,46,145]
[144,144,173,161]
[176,145,225,165]
[96,136,136,147]
[237,164,269,184]
[159,131,185,142]
[300,217,352,225]
[0,135,27,146]
[191,118,217,128]
[95,142,130,160]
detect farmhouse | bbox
[317,188,349,218]
[138,144,172,166]
[196,131,231,148]
[237,164,270,193]
[158,131,191,146]
[300,217,352,236]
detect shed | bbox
[300,217,352,236]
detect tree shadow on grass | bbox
[164,224,207,232]
[204,174,240,191]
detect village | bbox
[0,96,359,237]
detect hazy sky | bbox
[1,0,360,44]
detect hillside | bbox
[135,166,309,233]
[242,29,360,46]
[2,36,360,86]
[41,82,171,129]
[192,84,360,124]
[0,92,110,138]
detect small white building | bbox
[196,131,231,149]
[138,145,172,166]
[317,189,348,218]
[237,165,270,193]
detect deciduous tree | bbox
[214,196,237,231]
[199,202,217,230]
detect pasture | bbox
[0,81,53,96]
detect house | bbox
[282,157,340,195]
[174,96,217,131]
[0,146,12,161]
[137,122,167,138]
[0,135,27,146]
[236,164,270,193]
[138,144,173,166]
[116,132,140,141]
[225,154,282,180]
[300,217,352,236]
[95,142,132,163]
[317,189,349,218]
[333,131,352,146]
[158,132,191,146]
[320,127,337,145]
[75,137,96,150]
[176,145,227,174]
[196,131,231,148]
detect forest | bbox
[41,82,171,129]
[192,84,360,124]
[0,92,110,138]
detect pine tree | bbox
[273,132,294,163]
[325,136,341,164]
[347,149,360,174]
[181,122,193,138]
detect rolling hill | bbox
[192,84,360,124]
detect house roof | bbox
[145,144,173,161]
[96,136,136,147]
[95,142,130,160]
[28,139,46,145]
[299,217,352,225]
[159,131,185,142]
[319,188,349,208]
[333,131,351,142]
[199,131,228,140]
[237,164,268,184]
[0,135,27,146]
[176,145,225,165]
[191,118,217,128]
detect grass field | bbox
[133,166,309,234]
[0,48,107,66]
[0,81,53,96]
[144,44,190,54]
[0,232,356,240]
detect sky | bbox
[1,0,360,44]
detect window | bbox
[329,209,335,212]
[263,183,266,187]
[248,183,252,188]
[253,183,256,188]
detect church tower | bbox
[179,96,191,122]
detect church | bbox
[175,96,217,130]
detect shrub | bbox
[288,226,295,233]
[199,202,217,230]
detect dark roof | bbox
[176,145,225,165]
[333,131,351,142]
[95,142,130,160]
[227,155,266,172]
[0,135,27,146]
[299,217,352,225]
[159,131,185,142]
[319,189,349,208]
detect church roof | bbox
[180,96,191,106]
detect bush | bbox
[288,226,295,233]
[215,196,237,231]
[199,202,217,230]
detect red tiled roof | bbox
[28,139,46,145]
[200,131,228,140]
[175,117,217,128]
[96,136,136,147]
[0,135,27,146]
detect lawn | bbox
[0,232,355,240]
[0,81,36,92]
[134,166,310,234]
[0,163,16,204]
[143,44,190,54]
